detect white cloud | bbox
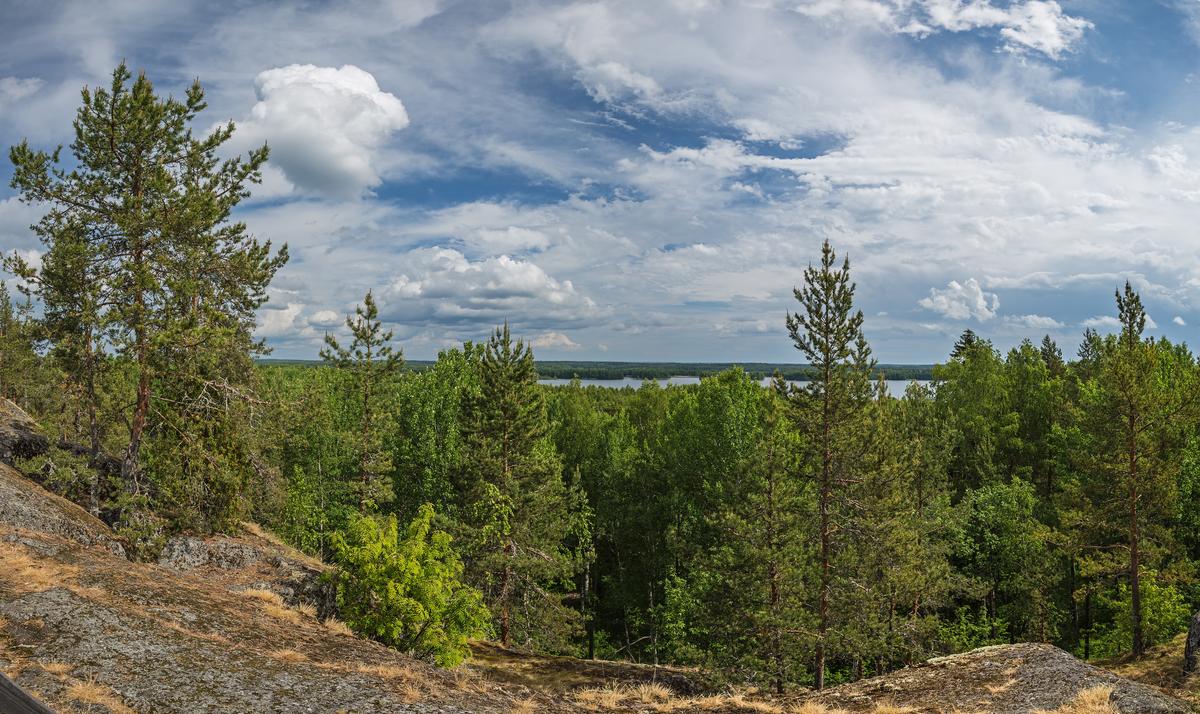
[0,77,43,107]
[529,332,583,351]
[1083,314,1159,331]
[235,64,409,197]
[310,310,342,327]
[919,279,999,321]
[1004,314,1064,329]
[576,61,662,103]
[378,248,604,331]
[792,0,1092,58]
[256,302,305,338]
[1174,315,1187,326]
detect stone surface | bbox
[0,462,125,557]
[805,642,1192,713]
[0,399,48,466]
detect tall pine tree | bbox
[784,239,875,689]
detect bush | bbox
[329,503,490,666]
[1090,570,1190,659]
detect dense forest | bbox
[3,65,1200,693]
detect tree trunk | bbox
[1184,611,1200,675]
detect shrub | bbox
[329,503,490,666]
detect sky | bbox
[2,0,1200,363]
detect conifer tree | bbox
[6,63,287,511]
[951,329,980,360]
[1077,282,1199,655]
[458,323,588,651]
[0,281,39,404]
[1040,334,1065,377]
[321,290,403,510]
[784,239,875,689]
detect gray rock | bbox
[804,642,1191,713]
[0,399,48,465]
[0,461,125,557]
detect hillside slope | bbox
[0,461,566,713]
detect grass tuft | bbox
[323,617,354,636]
[65,677,135,714]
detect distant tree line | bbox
[257,359,935,383]
[5,65,1200,686]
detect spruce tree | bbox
[784,239,875,689]
[458,323,588,651]
[321,290,403,510]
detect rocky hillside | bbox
[0,399,1194,713]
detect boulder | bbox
[0,398,48,465]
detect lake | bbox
[539,377,933,394]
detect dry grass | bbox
[402,683,423,703]
[353,661,422,685]
[720,694,784,713]
[632,682,672,703]
[240,587,303,623]
[510,696,539,714]
[39,661,75,678]
[575,685,627,709]
[790,704,848,714]
[294,601,318,619]
[1033,686,1118,714]
[240,587,285,605]
[65,677,135,714]
[0,543,79,592]
[323,617,354,636]
[271,648,309,663]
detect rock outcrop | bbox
[0,464,555,712]
[0,399,48,466]
[803,642,1191,713]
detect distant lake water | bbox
[539,377,933,394]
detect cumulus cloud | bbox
[919,279,999,321]
[1174,316,1187,326]
[529,332,583,350]
[378,248,603,331]
[256,302,306,338]
[235,64,409,197]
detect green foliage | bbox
[329,504,490,667]
[321,290,404,510]
[6,63,286,539]
[1091,571,1190,658]
[457,324,590,652]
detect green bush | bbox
[329,504,490,666]
[1091,570,1190,659]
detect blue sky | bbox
[3,0,1200,363]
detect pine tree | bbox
[784,239,875,689]
[6,63,287,508]
[1077,282,1199,655]
[458,324,588,651]
[321,290,403,510]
